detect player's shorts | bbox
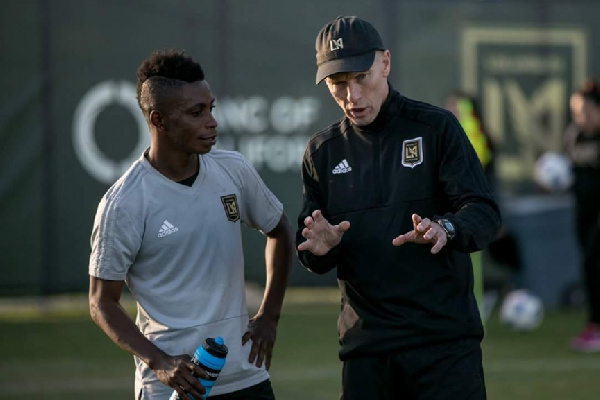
[340,338,485,400]
[209,379,275,400]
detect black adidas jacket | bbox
[296,86,501,360]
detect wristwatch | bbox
[434,219,456,240]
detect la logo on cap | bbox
[329,38,343,51]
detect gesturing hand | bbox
[152,353,208,400]
[297,210,350,256]
[392,213,448,254]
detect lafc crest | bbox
[402,137,423,168]
[220,194,240,222]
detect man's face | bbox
[445,95,460,119]
[161,80,218,155]
[570,93,600,134]
[325,50,391,126]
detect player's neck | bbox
[146,146,199,182]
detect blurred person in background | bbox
[296,16,501,400]
[445,91,522,317]
[564,79,600,352]
[445,91,495,190]
[88,50,293,399]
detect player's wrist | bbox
[146,349,170,371]
[434,218,456,240]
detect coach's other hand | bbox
[392,213,448,254]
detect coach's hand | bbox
[243,313,278,370]
[151,353,208,399]
[392,213,448,254]
[297,210,350,255]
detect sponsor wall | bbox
[1,0,598,294]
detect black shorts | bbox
[209,379,275,400]
[341,338,485,400]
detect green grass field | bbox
[0,293,599,399]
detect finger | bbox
[297,240,310,252]
[253,340,265,368]
[301,227,314,240]
[412,213,422,228]
[298,237,317,252]
[183,370,206,398]
[392,231,415,246]
[417,218,431,233]
[422,227,437,241]
[312,210,325,223]
[430,235,447,254]
[263,339,274,370]
[242,330,252,345]
[304,216,314,228]
[248,338,260,364]
[392,235,406,246]
[265,346,273,370]
[175,385,188,399]
[336,220,351,233]
[191,364,209,380]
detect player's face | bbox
[445,95,460,118]
[325,50,391,126]
[571,93,600,135]
[162,80,218,155]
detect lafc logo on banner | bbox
[402,137,423,168]
[461,27,587,185]
[221,194,240,222]
[330,38,343,51]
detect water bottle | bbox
[169,336,228,400]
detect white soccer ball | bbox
[500,290,544,331]
[533,152,573,193]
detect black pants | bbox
[209,379,275,400]
[576,198,600,324]
[340,339,485,400]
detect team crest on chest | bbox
[220,194,240,222]
[402,137,423,168]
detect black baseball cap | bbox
[315,16,385,84]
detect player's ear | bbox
[149,110,166,131]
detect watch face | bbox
[439,219,455,236]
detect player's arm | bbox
[243,213,293,369]
[89,276,208,399]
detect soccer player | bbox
[565,80,600,352]
[296,17,501,399]
[88,50,293,399]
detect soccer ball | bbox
[533,152,573,193]
[500,290,544,331]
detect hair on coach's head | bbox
[136,49,205,117]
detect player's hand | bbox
[297,210,350,255]
[242,313,278,370]
[151,353,208,399]
[392,213,448,254]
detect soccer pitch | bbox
[0,291,599,399]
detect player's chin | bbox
[194,144,214,155]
